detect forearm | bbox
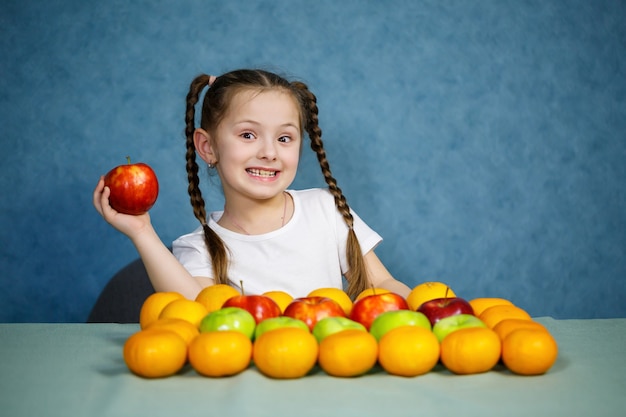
[377,277,412,298]
[130,226,203,300]
[363,250,412,298]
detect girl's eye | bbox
[278,136,291,143]
[241,132,255,140]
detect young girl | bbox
[93,69,410,301]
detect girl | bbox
[93,69,410,300]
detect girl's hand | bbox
[93,176,153,239]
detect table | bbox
[0,318,624,417]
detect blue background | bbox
[1,0,625,322]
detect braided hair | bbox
[184,69,369,298]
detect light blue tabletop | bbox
[0,317,624,417]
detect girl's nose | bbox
[257,137,278,160]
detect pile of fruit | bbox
[123,282,559,379]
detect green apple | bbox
[312,316,367,342]
[254,316,309,340]
[369,310,432,341]
[199,307,256,339]
[432,313,487,342]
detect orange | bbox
[188,331,252,377]
[502,328,558,375]
[406,282,456,310]
[123,328,188,378]
[158,299,209,328]
[252,327,319,379]
[195,284,241,313]
[139,292,185,329]
[308,287,353,315]
[355,288,390,301]
[469,297,514,316]
[378,326,440,377]
[479,304,532,329]
[262,290,294,313]
[145,318,200,345]
[440,327,501,374]
[318,329,378,377]
[493,318,548,341]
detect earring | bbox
[208,161,217,169]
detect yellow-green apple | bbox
[349,292,409,330]
[417,296,475,326]
[104,157,159,215]
[199,307,256,339]
[432,313,486,342]
[254,316,309,340]
[312,317,366,342]
[369,310,432,341]
[222,294,281,324]
[283,296,346,331]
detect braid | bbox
[184,76,208,225]
[292,82,370,298]
[184,74,229,285]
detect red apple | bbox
[104,157,159,215]
[349,292,409,330]
[417,296,475,326]
[283,296,346,331]
[222,294,281,325]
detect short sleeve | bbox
[172,227,213,278]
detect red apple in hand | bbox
[349,292,409,330]
[417,296,475,326]
[222,294,281,325]
[283,296,346,331]
[104,157,159,215]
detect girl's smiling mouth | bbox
[246,168,278,178]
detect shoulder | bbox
[291,188,334,206]
[290,188,338,220]
[289,188,344,230]
[172,225,206,250]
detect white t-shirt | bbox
[172,188,382,297]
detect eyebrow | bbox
[233,120,299,130]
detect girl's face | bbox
[211,89,302,203]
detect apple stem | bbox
[240,280,245,295]
[126,156,131,165]
[444,286,450,301]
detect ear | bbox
[193,128,217,164]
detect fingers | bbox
[93,176,114,218]
[93,177,105,214]
[100,186,118,220]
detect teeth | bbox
[247,168,276,177]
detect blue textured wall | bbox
[1,0,625,322]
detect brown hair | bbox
[184,69,369,298]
